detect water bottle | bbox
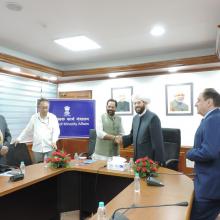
[74,152,79,165]
[134,172,140,193]
[20,161,26,175]
[97,201,107,220]
[107,157,112,170]
[44,154,48,168]
[129,158,134,172]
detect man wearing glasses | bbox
[15,98,60,163]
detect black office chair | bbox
[79,129,96,158]
[6,143,33,167]
[162,128,181,171]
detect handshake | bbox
[114,135,123,145]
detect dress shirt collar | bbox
[107,113,116,121]
[138,108,147,117]
[203,108,218,119]
[38,112,49,124]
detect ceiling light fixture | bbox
[168,67,179,73]
[10,67,21,73]
[49,76,57,81]
[109,72,122,78]
[54,36,101,51]
[150,25,165,37]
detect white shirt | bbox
[17,112,60,153]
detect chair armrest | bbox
[165,159,179,171]
[78,152,89,158]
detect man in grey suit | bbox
[117,95,165,164]
[0,115,12,164]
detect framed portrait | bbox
[165,83,193,116]
[111,86,133,115]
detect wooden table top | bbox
[0,160,193,220]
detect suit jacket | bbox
[0,115,12,164]
[123,110,165,163]
[187,108,220,201]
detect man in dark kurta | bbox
[122,95,165,164]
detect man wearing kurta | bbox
[93,99,124,160]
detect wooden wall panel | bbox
[57,139,89,158]
[58,90,92,99]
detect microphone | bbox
[0,163,24,182]
[146,176,164,186]
[110,201,188,220]
[157,172,196,176]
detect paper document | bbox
[186,159,194,168]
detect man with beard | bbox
[116,94,165,164]
[92,99,124,160]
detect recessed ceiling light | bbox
[10,67,21,73]
[150,25,165,37]
[109,72,122,78]
[5,2,23,11]
[49,76,57,81]
[168,67,179,73]
[54,36,101,51]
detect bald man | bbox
[118,94,165,164]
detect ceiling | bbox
[0,0,220,82]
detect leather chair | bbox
[6,143,33,167]
[162,128,181,171]
[79,129,96,158]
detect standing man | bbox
[186,88,220,220]
[0,115,12,165]
[92,99,124,160]
[118,94,165,164]
[15,98,60,163]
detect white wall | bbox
[58,70,220,147]
[0,73,57,140]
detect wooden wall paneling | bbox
[179,146,194,175]
[57,139,89,158]
[0,53,62,76]
[59,90,92,99]
[57,91,92,156]
[62,55,220,77]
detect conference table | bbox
[0,161,193,220]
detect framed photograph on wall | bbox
[111,86,133,115]
[165,83,193,116]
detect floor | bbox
[61,211,79,220]
[61,211,92,220]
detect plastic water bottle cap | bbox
[99,201,104,207]
[135,172,139,177]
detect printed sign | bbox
[49,99,95,138]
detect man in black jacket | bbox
[116,94,165,164]
[0,115,12,165]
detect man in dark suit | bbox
[187,88,220,220]
[117,94,165,164]
[0,115,12,165]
